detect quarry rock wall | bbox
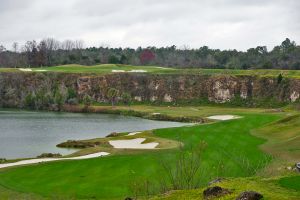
[0,72,299,108]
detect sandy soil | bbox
[207,115,241,120]
[0,152,109,169]
[109,138,158,149]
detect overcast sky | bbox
[0,0,299,51]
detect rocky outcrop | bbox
[236,191,263,200]
[0,72,300,108]
[203,186,232,199]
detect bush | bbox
[107,88,119,106]
[277,73,283,84]
[82,94,92,108]
[25,92,36,109]
[67,98,78,105]
[121,92,132,106]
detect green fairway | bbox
[1,64,300,78]
[0,113,281,199]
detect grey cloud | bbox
[0,0,299,50]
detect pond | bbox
[0,110,190,159]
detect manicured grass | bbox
[101,105,269,118]
[253,114,300,161]
[279,176,300,192]
[153,177,300,200]
[1,64,300,78]
[0,113,281,199]
[0,64,177,74]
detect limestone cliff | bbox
[0,72,299,108]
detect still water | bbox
[0,110,189,159]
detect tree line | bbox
[0,38,299,69]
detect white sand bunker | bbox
[127,132,142,136]
[152,112,161,115]
[19,68,32,72]
[0,152,109,169]
[129,70,147,73]
[112,70,125,73]
[109,138,158,149]
[207,115,241,121]
[34,69,47,72]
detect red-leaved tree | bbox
[140,49,155,65]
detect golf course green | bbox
[1,110,296,199]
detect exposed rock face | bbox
[290,91,300,102]
[236,191,263,200]
[0,72,300,108]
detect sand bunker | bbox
[34,69,47,72]
[156,67,170,70]
[0,152,109,169]
[207,115,241,121]
[127,132,142,136]
[129,70,147,73]
[152,112,161,115]
[109,138,158,149]
[112,70,125,73]
[19,68,32,72]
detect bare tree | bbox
[74,40,84,49]
[41,38,60,66]
[0,45,6,53]
[12,42,19,68]
[23,40,38,67]
[61,40,75,51]
[12,42,18,53]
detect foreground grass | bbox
[0,113,282,199]
[153,176,300,200]
[1,64,300,78]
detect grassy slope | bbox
[1,64,300,78]
[153,177,300,200]
[0,113,281,199]
[253,114,300,162]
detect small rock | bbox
[106,132,119,137]
[203,186,231,199]
[236,191,263,200]
[287,166,292,170]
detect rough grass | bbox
[1,64,300,78]
[152,176,300,200]
[0,113,281,199]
